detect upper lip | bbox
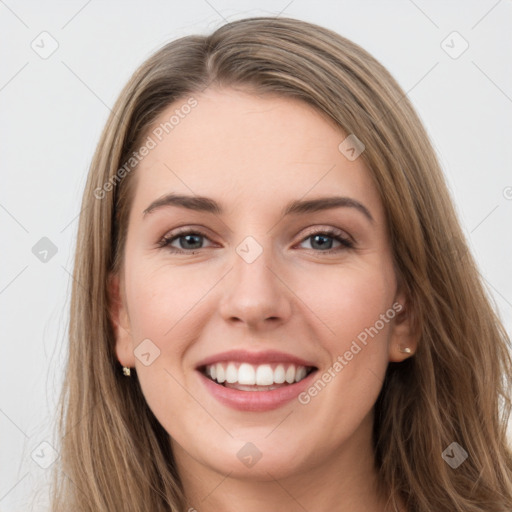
[195,349,317,369]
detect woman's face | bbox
[110,87,415,482]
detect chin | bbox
[198,435,312,479]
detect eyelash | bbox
[156,227,355,254]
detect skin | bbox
[109,87,417,512]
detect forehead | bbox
[130,88,383,220]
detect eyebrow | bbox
[142,193,374,223]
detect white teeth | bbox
[216,363,226,383]
[256,364,274,386]
[285,365,296,384]
[274,364,286,384]
[295,366,307,382]
[226,363,238,383]
[204,362,312,386]
[238,363,256,385]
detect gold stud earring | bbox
[122,366,131,376]
[399,346,412,354]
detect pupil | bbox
[181,234,202,249]
[312,234,332,250]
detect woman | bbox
[51,16,512,511]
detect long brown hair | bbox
[51,16,512,511]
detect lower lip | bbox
[198,370,317,412]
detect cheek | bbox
[124,261,209,348]
[297,261,394,347]
[296,263,394,409]
[123,264,208,431]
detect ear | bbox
[387,288,419,363]
[107,272,135,367]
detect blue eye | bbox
[298,230,354,252]
[157,228,354,254]
[157,231,212,253]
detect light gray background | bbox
[1,1,511,510]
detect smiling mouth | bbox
[200,362,317,391]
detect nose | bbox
[218,242,292,331]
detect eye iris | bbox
[180,234,203,250]
[311,234,333,250]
